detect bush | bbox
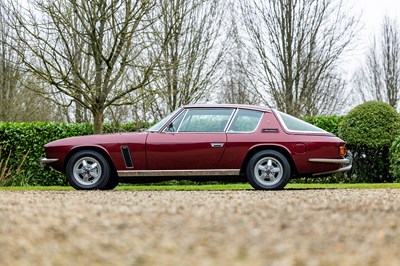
[0,121,153,186]
[103,121,153,133]
[0,122,93,186]
[302,115,343,135]
[338,101,400,182]
[389,137,400,182]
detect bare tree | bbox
[0,4,19,121]
[0,4,58,122]
[147,0,224,117]
[219,2,258,105]
[241,0,358,116]
[355,16,400,108]
[4,0,164,133]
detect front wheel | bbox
[246,150,291,190]
[66,150,111,190]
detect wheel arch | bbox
[63,146,118,178]
[240,145,298,177]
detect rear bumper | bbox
[309,156,352,177]
[311,164,352,176]
[309,158,351,164]
[39,157,59,167]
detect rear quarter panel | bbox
[218,112,345,175]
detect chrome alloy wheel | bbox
[72,156,102,186]
[253,157,283,186]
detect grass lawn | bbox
[0,183,400,191]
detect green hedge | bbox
[2,110,400,186]
[0,122,90,185]
[338,101,400,183]
[0,122,151,186]
[0,116,344,186]
[390,136,400,182]
[302,115,343,135]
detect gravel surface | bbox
[0,189,399,266]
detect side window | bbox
[228,109,263,132]
[277,111,326,132]
[163,110,186,132]
[178,108,234,132]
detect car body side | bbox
[42,107,348,180]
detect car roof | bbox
[183,104,272,112]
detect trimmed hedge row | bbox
[2,103,400,186]
[0,122,151,186]
[0,116,346,186]
[302,115,343,136]
[0,116,344,186]
[390,137,400,182]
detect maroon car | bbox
[40,104,352,190]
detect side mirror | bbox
[167,123,175,132]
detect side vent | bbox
[120,145,134,168]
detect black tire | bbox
[101,176,119,190]
[246,150,290,190]
[66,150,111,190]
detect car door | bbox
[218,109,265,168]
[146,108,235,170]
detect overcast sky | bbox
[334,0,400,101]
[316,0,400,111]
[354,0,400,34]
[347,0,400,66]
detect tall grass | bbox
[0,149,29,185]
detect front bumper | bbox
[39,157,59,167]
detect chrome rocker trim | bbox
[39,158,59,167]
[118,169,240,177]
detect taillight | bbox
[339,146,346,156]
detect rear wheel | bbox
[101,176,119,190]
[246,150,290,190]
[66,150,111,190]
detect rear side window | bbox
[277,111,326,133]
[228,109,263,132]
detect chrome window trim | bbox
[223,108,238,132]
[147,108,182,132]
[175,107,236,133]
[226,109,264,134]
[158,107,264,134]
[273,109,328,134]
[176,109,189,132]
[161,109,188,133]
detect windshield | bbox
[146,109,181,132]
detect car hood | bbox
[44,132,148,147]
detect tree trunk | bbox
[93,110,104,134]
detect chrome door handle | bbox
[211,143,224,148]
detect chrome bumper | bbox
[312,164,352,176]
[39,158,59,167]
[309,157,352,177]
[309,158,352,164]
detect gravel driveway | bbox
[0,189,399,266]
